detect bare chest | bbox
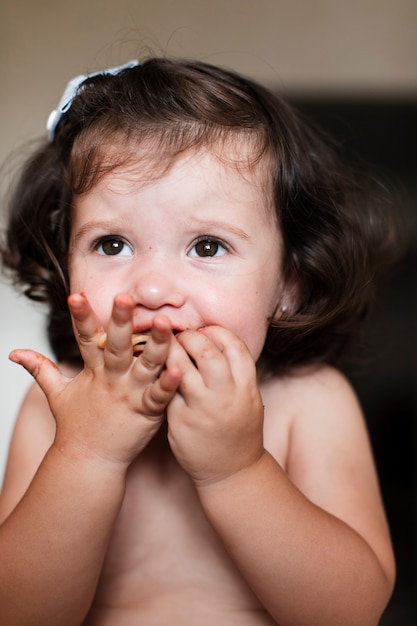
[85,385,291,624]
[85,441,278,624]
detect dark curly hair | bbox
[1,57,397,373]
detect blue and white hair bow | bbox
[46,60,139,142]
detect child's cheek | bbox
[69,274,115,329]
[245,333,268,364]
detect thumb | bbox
[9,349,67,399]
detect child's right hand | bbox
[9,293,181,467]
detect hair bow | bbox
[46,60,139,142]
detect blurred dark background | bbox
[290,97,417,624]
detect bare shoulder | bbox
[0,380,54,521]
[0,363,80,521]
[262,365,395,583]
[5,378,56,464]
[262,363,359,407]
[262,365,358,441]
[279,365,369,455]
[262,365,364,445]
[262,365,374,485]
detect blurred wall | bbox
[1,0,416,481]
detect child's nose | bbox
[131,267,185,310]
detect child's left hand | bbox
[166,327,265,487]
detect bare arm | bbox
[197,452,393,626]
[0,294,180,626]
[167,328,395,626]
[0,436,127,625]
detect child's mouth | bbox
[97,330,180,355]
[97,332,149,354]
[131,333,149,354]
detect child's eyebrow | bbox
[73,219,253,242]
[72,220,128,242]
[186,219,252,241]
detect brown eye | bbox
[195,240,219,256]
[96,237,133,257]
[190,238,226,258]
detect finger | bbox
[198,325,257,382]
[9,349,67,400]
[102,294,136,372]
[141,364,181,417]
[68,293,104,368]
[133,315,174,380]
[166,331,200,377]
[176,329,232,388]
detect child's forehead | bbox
[72,124,270,182]
[75,135,272,199]
[106,146,260,185]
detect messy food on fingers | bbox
[97,333,149,355]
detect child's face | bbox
[69,147,283,361]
